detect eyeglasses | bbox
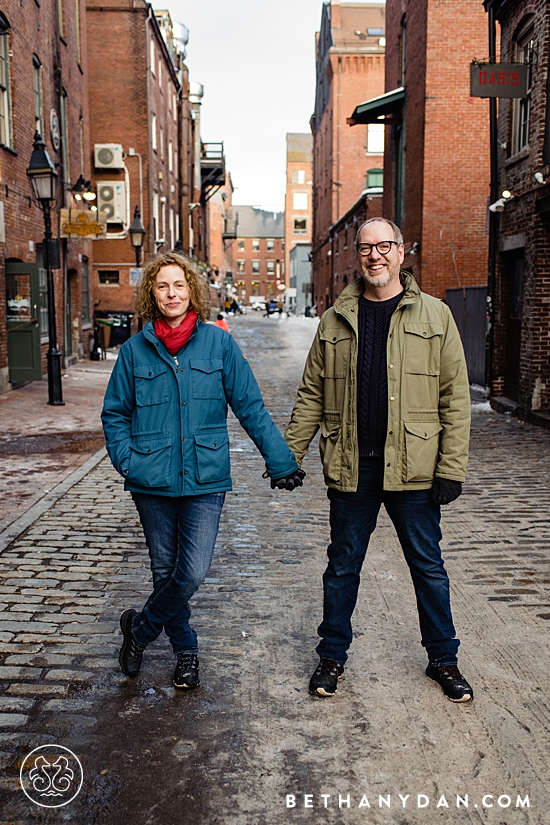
[355,240,399,256]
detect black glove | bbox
[431,477,462,505]
[270,469,306,491]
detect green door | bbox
[6,261,42,383]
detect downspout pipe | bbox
[486,2,499,391]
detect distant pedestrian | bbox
[286,218,473,703]
[102,252,304,690]
[214,313,230,333]
[263,300,271,318]
[277,300,284,317]
[230,299,239,314]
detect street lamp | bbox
[26,132,64,406]
[129,205,146,268]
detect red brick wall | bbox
[86,1,180,322]
[0,0,92,389]
[233,236,284,305]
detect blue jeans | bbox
[317,458,459,666]
[130,492,225,655]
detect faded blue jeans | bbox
[131,492,225,655]
[317,458,459,666]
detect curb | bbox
[0,446,108,554]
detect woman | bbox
[101,252,304,689]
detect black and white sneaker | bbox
[174,654,200,689]
[308,657,345,696]
[426,663,473,702]
[119,609,146,678]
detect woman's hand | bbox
[269,469,306,491]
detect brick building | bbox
[311,0,386,314]
[1,0,93,393]
[483,0,550,421]
[284,133,313,286]
[85,3,185,333]
[233,207,284,305]
[351,0,490,299]
[208,173,237,309]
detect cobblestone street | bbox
[0,313,549,824]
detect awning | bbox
[348,86,405,126]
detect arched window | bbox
[512,15,534,155]
[33,55,43,135]
[0,13,12,148]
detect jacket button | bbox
[148,372,153,376]
[183,437,187,442]
[333,337,336,341]
[424,432,428,437]
[387,463,390,467]
[184,470,188,475]
[182,402,186,406]
[206,367,210,371]
[389,430,393,435]
[147,449,151,454]
[423,331,427,336]
[213,442,216,447]
[390,396,395,401]
[389,364,394,368]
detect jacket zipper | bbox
[173,355,179,366]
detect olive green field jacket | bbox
[285,273,471,492]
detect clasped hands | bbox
[263,468,306,491]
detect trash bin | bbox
[93,310,135,348]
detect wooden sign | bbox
[59,209,107,239]
[470,62,529,98]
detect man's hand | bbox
[431,477,462,505]
[270,469,306,491]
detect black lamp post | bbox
[129,206,146,268]
[26,131,64,406]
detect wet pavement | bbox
[0,314,549,824]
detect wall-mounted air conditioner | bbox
[94,144,124,170]
[97,181,127,224]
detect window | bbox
[294,218,307,235]
[60,90,70,184]
[237,239,245,251]
[292,169,306,184]
[512,19,534,154]
[266,282,275,298]
[252,260,260,274]
[236,280,246,296]
[32,56,43,135]
[367,123,385,154]
[37,251,48,338]
[98,270,119,284]
[81,257,90,324]
[169,208,174,247]
[173,93,177,121]
[237,260,245,273]
[266,260,275,273]
[158,59,162,87]
[153,191,159,240]
[75,0,81,64]
[168,139,173,172]
[159,125,164,159]
[0,16,12,148]
[367,28,384,36]
[293,192,308,210]
[150,39,155,74]
[266,238,274,251]
[367,168,383,188]
[151,114,157,150]
[251,281,260,296]
[252,239,260,251]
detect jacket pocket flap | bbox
[320,328,353,344]
[404,422,443,440]
[404,323,443,339]
[320,414,341,438]
[130,436,171,455]
[134,365,168,379]
[194,430,229,450]
[190,359,223,373]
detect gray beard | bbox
[363,271,391,288]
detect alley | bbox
[0,313,549,824]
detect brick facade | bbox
[486,0,550,416]
[383,0,490,298]
[284,134,313,288]
[0,0,93,392]
[311,1,386,315]
[86,1,182,329]
[232,207,284,305]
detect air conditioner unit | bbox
[97,181,127,224]
[94,143,124,170]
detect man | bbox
[285,218,473,702]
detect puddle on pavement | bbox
[0,431,105,455]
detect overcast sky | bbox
[161,1,383,211]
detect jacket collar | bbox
[143,318,200,364]
[333,271,421,327]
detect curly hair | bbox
[135,252,211,323]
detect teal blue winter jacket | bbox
[101,320,298,496]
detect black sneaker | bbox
[426,663,473,702]
[119,609,146,678]
[308,657,345,696]
[174,654,200,689]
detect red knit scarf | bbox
[154,309,197,354]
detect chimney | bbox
[331,0,341,29]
